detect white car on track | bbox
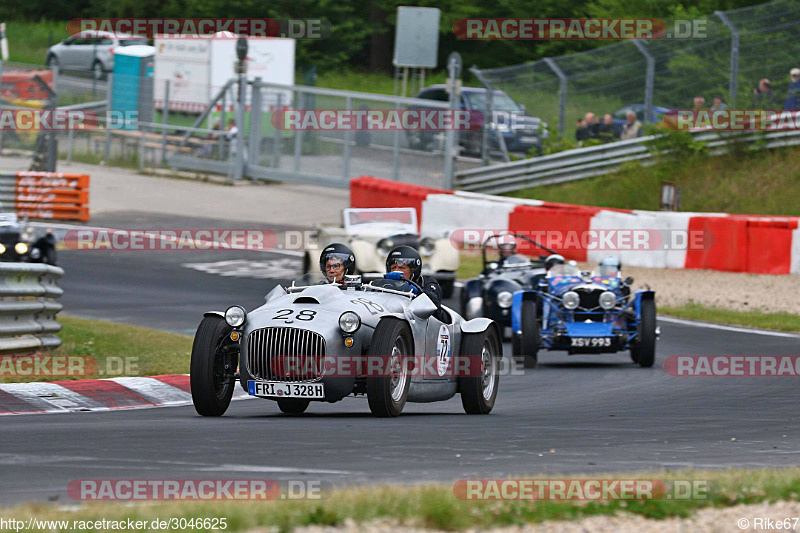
[303,207,459,298]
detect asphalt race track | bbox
[1,214,799,505]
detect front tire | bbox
[92,61,107,81]
[460,326,501,414]
[47,55,60,74]
[515,299,539,369]
[190,316,236,416]
[636,299,657,368]
[277,399,309,414]
[366,318,412,417]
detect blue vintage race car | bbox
[511,259,657,369]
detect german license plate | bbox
[519,136,539,143]
[248,381,325,399]
[570,337,612,348]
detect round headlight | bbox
[419,237,436,256]
[0,243,5,254]
[224,306,246,327]
[377,238,394,255]
[15,242,29,255]
[339,311,361,333]
[599,291,617,310]
[29,248,41,259]
[562,291,580,310]
[496,291,513,308]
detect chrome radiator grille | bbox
[247,327,326,382]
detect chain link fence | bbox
[472,0,800,149]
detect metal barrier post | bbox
[715,11,739,108]
[161,80,170,166]
[249,78,263,168]
[543,57,568,138]
[139,124,146,171]
[66,129,73,165]
[272,92,283,169]
[392,100,401,181]
[343,96,353,182]
[234,70,246,180]
[443,53,462,189]
[633,41,655,124]
[104,73,113,162]
[293,89,302,172]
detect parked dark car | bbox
[0,213,57,265]
[408,86,548,156]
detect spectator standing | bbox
[752,79,778,108]
[597,114,617,142]
[584,112,600,139]
[575,117,591,142]
[785,68,800,110]
[710,96,727,111]
[620,110,642,140]
[693,96,706,109]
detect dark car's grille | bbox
[247,327,326,382]
[388,233,419,249]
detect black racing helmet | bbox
[545,253,566,270]
[385,245,422,283]
[319,243,356,276]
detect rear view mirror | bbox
[624,276,634,286]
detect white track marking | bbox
[109,377,192,405]
[658,316,800,338]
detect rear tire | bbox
[277,398,309,414]
[460,327,501,414]
[366,318,412,417]
[92,60,106,81]
[519,298,539,369]
[637,299,657,368]
[46,55,60,74]
[190,316,236,416]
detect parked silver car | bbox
[46,31,148,79]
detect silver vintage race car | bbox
[190,274,502,417]
[303,207,459,298]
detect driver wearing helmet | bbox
[597,255,621,277]
[318,243,356,285]
[384,245,444,313]
[497,234,518,266]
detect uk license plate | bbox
[570,337,612,348]
[248,380,325,399]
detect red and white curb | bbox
[0,375,251,416]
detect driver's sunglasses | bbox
[325,262,344,270]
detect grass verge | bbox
[0,316,192,384]
[1,468,799,532]
[660,303,800,333]
[507,146,800,216]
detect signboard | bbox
[393,7,440,68]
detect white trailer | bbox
[153,32,295,113]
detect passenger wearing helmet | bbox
[598,255,621,277]
[545,253,566,271]
[318,243,356,285]
[384,245,444,312]
[497,234,518,266]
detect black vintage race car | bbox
[460,233,556,332]
[0,213,57,265]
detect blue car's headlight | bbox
[599,291,617,310]
[562,291,579,310]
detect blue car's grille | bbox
[247,327,326,383]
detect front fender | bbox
[203,311,225,319]
[350,239,383,273]
[461,317,498,335]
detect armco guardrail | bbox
[454,129,800,195]
[0,263,64,354]
[0,171,89,221]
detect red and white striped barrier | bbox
[0,374,250,415]
[350,176,800,274]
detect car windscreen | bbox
[465,92,521,113]
[347,209,414,226]
[118,39,148,46]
